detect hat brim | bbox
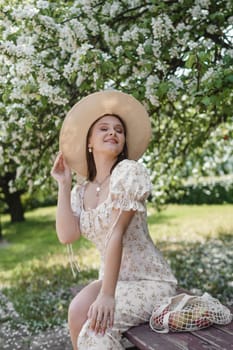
[59,90,152,177]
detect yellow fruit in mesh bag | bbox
[168,307,212,331]
[168,311,192,330]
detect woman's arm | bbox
[51,153,81,244]
[88,209,135,335]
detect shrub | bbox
[168,176,233,204]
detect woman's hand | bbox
[51,152,71,186]
[88,292,115,335]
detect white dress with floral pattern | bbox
[71,160,177,349]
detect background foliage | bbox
[0,0,232,223]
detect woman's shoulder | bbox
[113,159,147,172]
[110,159,151,193]
[111,159,150,179]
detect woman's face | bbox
[88,115,126,158]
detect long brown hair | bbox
[86,114,128,181]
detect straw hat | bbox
[59,90,152,177]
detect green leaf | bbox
[185,54,196,69]
[201,96,211,106]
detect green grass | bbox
[0,207,99,283]
[148,204,233,243]
[0,204,232,333]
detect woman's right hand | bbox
[51,152,72,185]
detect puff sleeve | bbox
[70,184,82,217]
[110,159,152,212]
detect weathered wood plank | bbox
[191,326,233,350]
[214,322,233,335]
[124,322,223,350]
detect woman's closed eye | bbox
[115,128,124,134]
[100,127,123,134]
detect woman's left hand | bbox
[88,292,115,335]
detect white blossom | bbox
[36,0,49,9]
[169,76,184,89]
[152,40,161,58]
[227,49,233,58]
[102,2,111,16]
[169,46,180,58]
[119,65,128,75]
[148,94,160,107]
[136,44,145,56]
[76,73,85,87]
[69,19,88,41]
[188,40,199,50]
[115,45,123,56]
[207,24,218,34]
[122,30,131,42]
[228,16,233,25]
[15,60,32,76]
[38,15,58,30]
[177,32,190,46]
[201,67,214,82]
[110,2,121,17]
[93,72,98,82]
[86,18,99,35]
[189,5,208,19]
[11,4,39,19]
[59,25,77,53]
[151,14,174,40]
[195,0,210,8]
[63,43,93,78]
[145,75,160,106]
[131,27,139,41]
[16,166,24,179]
[167,88,178,101]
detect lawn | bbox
[0,204,232,333]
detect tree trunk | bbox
[5,191,25,222]
[0,171,25,223]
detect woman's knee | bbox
[68,295,86,327]
[68,280,102,328]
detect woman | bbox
[51,90,177,350]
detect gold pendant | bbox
[96,186,101,196]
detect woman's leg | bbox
[68,279,102,350]
[77,280,176,350]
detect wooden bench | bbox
[124,315,233,350]
[71,286,233,350]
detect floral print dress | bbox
[71,159,177,349]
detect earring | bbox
[88,147,92,153]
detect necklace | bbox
[93,174,110,197]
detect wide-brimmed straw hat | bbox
[59,90,152,177]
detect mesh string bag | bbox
[150,292,232,333]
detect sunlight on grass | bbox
[1,204,232,286]
[148,204,233,247]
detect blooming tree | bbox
[0,0,232,222]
